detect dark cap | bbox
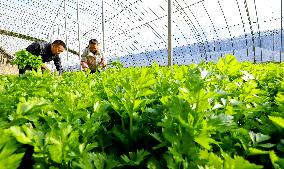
[89,39,98,45]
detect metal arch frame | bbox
[168,0,173,66]
[171,0,195,63]
[188,3,212,60]
[217,0,235,56]
[64,0,69,67]
[102,0,106,53]
[176,0,210,62]
[60,0,81,69]
[281,0,283,62]
[201,2,223,57]
[78,0,106,53]
[103,0,210,65]
[1,4,51,40]
[235,0,249,59]
[77,0,81,70]
[105,0,211,65]
[103,0,220,64]
[244,0,256,63]
[98,1,252,64]
[48,0,65,42]
[101,0,167,65]
[252,0,262,62]
[114,0,167,65]
[2,0,282,66]
[104,0,142,25]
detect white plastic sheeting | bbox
[0,0,283,70]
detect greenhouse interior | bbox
[0,0,284,168]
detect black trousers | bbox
[90,69,100,74]
[19,65,33,75]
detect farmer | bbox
[80,39,106,73]
[19,40,66,75]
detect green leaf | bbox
[195,135,217,150]
[9,126,32,144]
[248,148,269,155]
[216,55,241,76]
[269,116,284,128]
[16,97,48,115]
[199,150,223,169]
[13,49,43,70]
[49,144,62,163]
[0,131,25,169]
[269,151,284,169]
[0,153,24,169]
[212,103,223,110]
[133,99,144,111]
[121,149,150,166]
[93,101,100,113]
[136,89,155,98]
[258,143,275,148]
[249,132,271,145]
[147,158,161,169]
[223,153,263,169]
[84,142,99,152]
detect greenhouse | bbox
[0,0,284,168]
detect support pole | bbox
[77,0,81,70]
[281,0,283,62]
[64,0,69,66]
[168,0,173,66]
[48,0,64,42]
[102,0,106,53]
[244,0,256,63]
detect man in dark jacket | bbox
[19,40,66,74]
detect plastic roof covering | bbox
[0,0,283,70]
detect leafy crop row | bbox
[0,55,283,169]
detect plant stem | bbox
[121,117,125,130]
[130,112,133,137]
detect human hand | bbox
[41,64,49,71]
[100,58,107,67]
[81,61,89,69]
